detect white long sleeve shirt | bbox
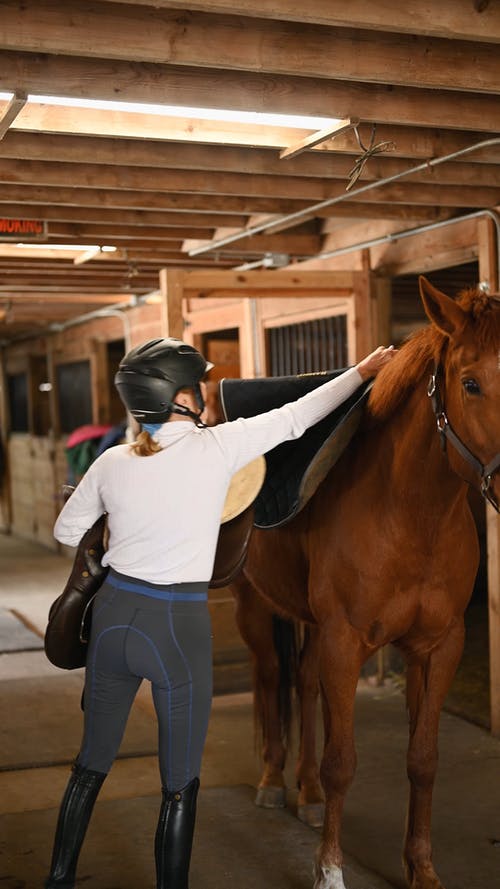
[54,367,362,584]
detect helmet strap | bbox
[170,402,207,428]
[169,383,207,427]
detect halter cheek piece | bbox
[428,363,500,512]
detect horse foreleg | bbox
[296,624,324,828]
[403,620,465,889]
[314,622,364,889]
[231,575,288,808]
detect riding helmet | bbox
[114,337,213,424]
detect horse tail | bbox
[274,614,300,745]
[253,613,299,748]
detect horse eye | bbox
[462,378,481,395]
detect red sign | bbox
[0,218,47,238]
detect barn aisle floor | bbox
[1,533,499,889]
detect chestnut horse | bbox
[228,277,500,889]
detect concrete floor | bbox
[1,532,500,889]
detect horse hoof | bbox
[314,864,347,889]
[255,785,287,808]
[297,801,325,828]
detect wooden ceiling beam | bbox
[0,204,218,236]
[0,92,27,139]
[0,158,497,208]
[181,233,321,255]
[0,234,321,260]
[1,1,497,92]
[99,0,500,43]
[180,268,357,294]
[2,132,500,186]
[0,268,159,280]
[0,292,132,303]
[37,222,209,241]
[0,231,321,261]
[7,103,319,152]
[0,210,487,252]
[17,204,446,230]
[0,183,259,220]
[16,194,444,225]
[0,158,361,199]
[0,124,499,176]
[0,52,498,132]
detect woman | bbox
[45,336,395,889]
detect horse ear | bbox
[419,276,467,337]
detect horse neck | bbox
[361,376,468,513]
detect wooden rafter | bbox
[98,0,500,43]
[0,93,27,140]
[0,2,498,92]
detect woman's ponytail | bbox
[130,430,162,457]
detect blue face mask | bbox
[143,423,162,434]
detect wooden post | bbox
[89,338,109,425]
[159,268,185,339]
[370,274,392,347]
[352,255,377,360]
[0,346,12,530]
[341,256,390,360]
[478,215,500,736]
[46,338,60,439]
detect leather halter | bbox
[427,363,500,512]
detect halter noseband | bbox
[428,363,500,512]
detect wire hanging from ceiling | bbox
[346,124,396,191]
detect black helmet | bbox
[114,338,213,424]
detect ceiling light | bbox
[27,94,340,130]
[143,290,162,304]
[16,242,100,251]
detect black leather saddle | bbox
[220,370,371,529]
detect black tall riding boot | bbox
[155,777,199,889]
[45,762,106,888]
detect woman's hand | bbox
[356,345,397,381]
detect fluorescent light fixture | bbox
[0,92,14,101]
[27,94,339,130]
[16,242,101,251]
[101,245,117,253]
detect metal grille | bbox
[267,315,348,376]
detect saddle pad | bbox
[220,371,371,528]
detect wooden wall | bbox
[1,215,499,718]
[0,302,162,543]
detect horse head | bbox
[419,275,500,511]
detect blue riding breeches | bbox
[76,569,213,791]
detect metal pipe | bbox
[314,208,500,290]
[52,304,133,351]
[188,136,500,258]
[1,289,163,347]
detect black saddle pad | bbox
[220,371,371,528]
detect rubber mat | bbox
[0,784,397,889]
[0,608,43,653]
[0,674,158,770]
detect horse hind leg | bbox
[231,574,289,809]
[402,620,465,889]
[296,623,325,829]
[314,622,364,889]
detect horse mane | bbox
[368,286,500,422]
